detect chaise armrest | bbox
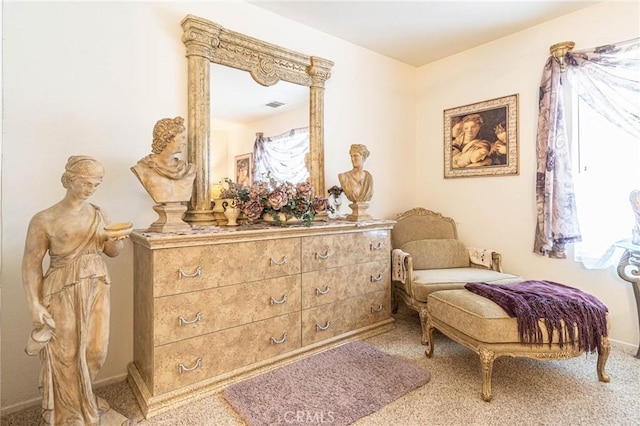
[392,249,415,296]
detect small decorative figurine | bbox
[338,144,374,221]
[22,156,130,425]
[131,116,196,232]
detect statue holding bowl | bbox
[22,155,130,425]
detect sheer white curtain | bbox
[253,127,309,184]
[534,38,640,263]
[564,38,640,268]
[571,98,640,269]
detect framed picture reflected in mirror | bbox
[234,153,253,186]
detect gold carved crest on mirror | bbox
[181,14,334,225]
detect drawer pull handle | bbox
[178,266,202,280]
[315,250,331,259]
[370,242,383,251]
[178,357,202,374]
[316,285,331,295]
[371,304,384,313]
[316,321,331,331]
[370,273,383,282]
[270,333,288,345]
[270,294,288,305]
[178,312,202,327]
[270,256,288,266]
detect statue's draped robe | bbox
[40,205,111,425]
[130,156,196,204]
[338,170,373,202]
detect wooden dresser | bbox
[127,220,395,417]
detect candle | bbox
[210,183,222,200]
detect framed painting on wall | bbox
[234,153,253,186]
[443,94,519,178]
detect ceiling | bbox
[248,0,599,67]
[215,0,599,122]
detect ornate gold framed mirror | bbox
[181,14,334,225]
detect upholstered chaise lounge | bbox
[391,208,520,343]
[425,288,611,401]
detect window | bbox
[571,95,640,268]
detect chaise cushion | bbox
[401,239,469,269]
[405,268,521,302]
[427,289,610,344]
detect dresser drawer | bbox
[154,275,301,346]
[151,238,301,297]
[150,312,301,394]
[301,261,389,309]
[301,230,390,272]
[301,289,391,346]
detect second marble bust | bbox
[131,116,196,204]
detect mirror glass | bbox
[181,14,333,224]
[210,64,309,186]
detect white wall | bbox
[1,0,416,411]
[417,1,640,347]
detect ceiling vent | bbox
[265,101,285,108]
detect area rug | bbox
[222,340,430,426]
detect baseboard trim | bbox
[0,373,128,417]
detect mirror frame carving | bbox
[181,14,334,225]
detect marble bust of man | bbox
[131,116,196,204]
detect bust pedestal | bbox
[616,240,640,359]
[149,203,191,233]
[346,202,372,222]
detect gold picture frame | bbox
[444,94,519,178]
[234,153,253,186]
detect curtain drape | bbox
[534,57,582,258]
[566,39,640,139]
[253,127,310,184]
[534,38,640,259]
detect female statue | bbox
[339,144,374,203]
[22,156,129,425]
[338,144,374,221]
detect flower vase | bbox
[262,211,303,226]
[262,211,288,225]
[223,200,241,226]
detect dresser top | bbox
[131,219,395,249]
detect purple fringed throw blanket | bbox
[465,280,608,354]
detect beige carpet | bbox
[3,304,640,425]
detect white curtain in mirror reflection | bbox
[253,127,310,184]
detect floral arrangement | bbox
[221,177,330,226]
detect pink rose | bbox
[268,188,288,210]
